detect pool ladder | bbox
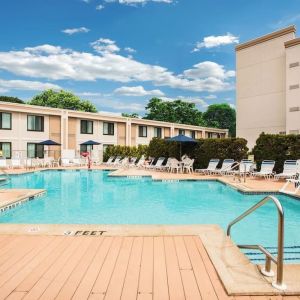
[227,195,286,290]
[0,169,10,186]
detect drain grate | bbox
[74,230,106,236]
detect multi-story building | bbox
[236,25,300,149]
[0,101,228,160]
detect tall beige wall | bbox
[236,27,295,149]
[285,40,300,134]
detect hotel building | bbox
[236,25,300,149]
[0,101,228,160]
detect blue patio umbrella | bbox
[39,139,61,146]
[80,140,101,146]
[38,140,61,158]
[166,134,197,158]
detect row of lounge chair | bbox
[103,156,195,173]
[195,158,300,180]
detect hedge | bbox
[193,138,248,169]
[103,133,300,172]
[252,133,300,173]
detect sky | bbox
[0,0,299,115]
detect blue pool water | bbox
[1,170,300,259]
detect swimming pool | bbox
[1,170,300,261]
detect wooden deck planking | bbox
[0,235,299,300]
[121,236,143,300]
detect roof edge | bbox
[236,25,296,51]
[285,37,300,48]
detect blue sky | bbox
[0,0,299,115]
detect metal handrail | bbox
[227,195,286,290]
[0,169,11,186]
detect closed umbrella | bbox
[166,134,197,158]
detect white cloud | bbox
[96,4,105,10]
[76,92,104,97]
[124,47,136,53]
[161,95,208,108]
[0,43,235,93]
[272,14,300,29]
[91,38,120,54]
[82,0,90,3]
[183,61,235,80]
[62,27,90,35]
[114,85,164,97]
[193,33,239,51]
[205,94,217,100]
[99,98,145,111]
[0,78,61,92]
[104,0,173,5]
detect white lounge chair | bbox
[227,159,254,176]
[211,159,235,175]
[160,158,172,172]
[251,160,275,179]
[73,158,84,166]
[195,159,220,175]
[274,160,299,180]
[112,156,122,166]
[118,157,129,168]
[280,173,300,195]
[128,157,138,167]
[136,157,146,168]
[146,157,165,170]
[60,158,74,167]
[102,157,115,165]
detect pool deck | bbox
[1,166,300,298]
[1,231,300,300]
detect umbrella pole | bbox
[180,143,182,160]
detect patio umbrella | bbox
[166,134,197,158]
[39,140,61,146]
[39,140,61,158]
[80,140,101,146]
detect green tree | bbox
[122,113,139,118]
[143,98,204,126]
[0,96,25,104]
[29,90,97,112]
[202,103,236,137]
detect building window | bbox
[103,122,114,135]
[0,142,11,159]
[27,143,44,158]
[138,126,147,137]
[27,115,44,132]
[0,112,12,130]
[80,120,93,134]
[190,130,196,139]
[154,127,162,138]
[179,129,185,135]
[80,144,93,153]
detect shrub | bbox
[252,133,300,173]
[193,138,248,169]
[147,137,248,169]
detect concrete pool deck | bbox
[1,166,300,298]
